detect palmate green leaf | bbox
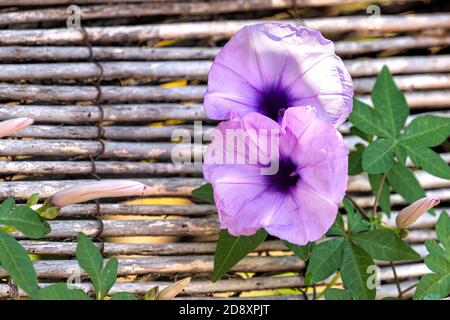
[368,174,391,216]
[191,183,215,204]
[212,229,267,282]
[0,230,40,298]
[305,238,345,285]
[37,284,91,300]
[282,240,313,261]
[425,255,450,274]
[387,162,425,203]
[348,144,365,176]
[324,288,354,300]
[436,211,450,249]
[343,198,369,234]
[394,144,408,165]
[371,66,409,137]
[351,230,420,261]
[401,143,450,179]
[326,213,345,237]
[348,99,391,138]
[400,115,450,147]
[414,273,450,300]
[0,205,51,239]
[350,126,372,142]
[340,240,376,300]
[362,138,396,173]
[425,240,447,260]
[110,292,138,300]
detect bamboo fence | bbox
[0,0,448,299]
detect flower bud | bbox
[50,180,148,208]
[396,196,440,229]
[0,117,33,137]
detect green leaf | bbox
[326,213,345,237]
[350,126,372,142]
[351,230,420,261]
[368,174,391,216]
[26,193,40,207]
[76,233,103,298]
[344,198,369,233]
[425,240,447,260]
[425,255,450,274]
[305,238,345,284]
[362,139,396,173]
[402,143,450,179]
[436,211,450,249]
[371,66,409,136]
[414,273,450,300]
[0,205,51,239]
[191,183,215,204]
[348,144,365,176]
[99,258,118,300]
[349,99,391,137]
[387,162,425,203]
[324,288,354,300]
[212,229,267,282]
[110,292,137,300]
[283,240,313,261]
[0,230,39,298]
[401,115,450,147]
[340,240,376,300]
[37,284,91,300]
[394,144,408,165]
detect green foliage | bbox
[414,212,450,300]
[324,288,354,300]
[212,228,267,282]
[349,66,450,214]
[76,233,119,300]
[0,230,40,298]
[368,174,391,216]
[110,292,138,300]
[282,241,313,261]
[36,284,90,300]
[191,183,215,204]
[0,198,50,239]
[348,144,365,176]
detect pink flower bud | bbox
[50,180,148,208]
[0,118,33,137]
[396,196,440,229]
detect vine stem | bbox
[314,272,340,300]
[345,194,370,220]
[372,172,388,216]
[390,261,403,299]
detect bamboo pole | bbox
[0,14,448,44]
[0,178,204,199]
[19,240,286,256]
[8,125,215,141]
[0,104,206,122]
[59,203,216,217]
[0,161,203,176]
[1,56,449,81]
[0,255,306,278]
[0,139,206,160]
[2,36,450,62]
[12,218,221,239]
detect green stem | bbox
[315,272,340,300]
[372,172,387,217]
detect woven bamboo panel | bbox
[0,0,449,299]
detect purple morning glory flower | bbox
[204,22,353,126]
[203,106,348,245]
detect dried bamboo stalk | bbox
[0,14,448,44]
[9,219,438,240]
[0,139,206,160]
[59,203,216,217]
[12,218,220,239]
[1,55,450,81]
[0,161,203,176]
[3,36,450,62]
[1,0,375,25]
[0,0,419,6]
[0,178,204,199]
[0,256,306,278]
[8,125,215,141]
[18,239,426,257]
[19,240,286,256]
[0,104,206,122]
